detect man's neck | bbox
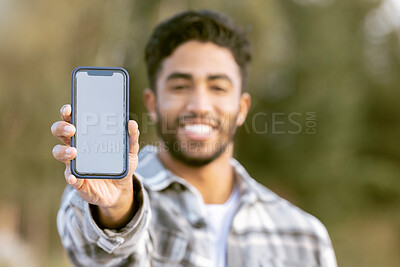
[157,143,235,205]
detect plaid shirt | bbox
[57,145,337,267]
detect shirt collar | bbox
[135,145,278,204]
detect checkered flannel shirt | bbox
[57,145,337,267]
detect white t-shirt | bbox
[205,186,240,267]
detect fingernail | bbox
[64,125,74,134]
[67,175,74,184]
[65,147,73,155]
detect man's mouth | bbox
[183,124,213,135]
[179,123,216,141]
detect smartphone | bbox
[70,66,129,179]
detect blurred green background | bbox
[1,0,399,266]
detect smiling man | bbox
[53,10,337,267]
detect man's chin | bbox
[169,148,225,167]
[158,134,231,167]
[171,153,217,167]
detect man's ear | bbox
[236,92,251,126]
[143,88,158,122]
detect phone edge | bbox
[70,66,130,179]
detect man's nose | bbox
[186,85,213,114]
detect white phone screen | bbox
[73,69,127,175]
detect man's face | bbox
[148,41,249,166]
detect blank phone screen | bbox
[73,69,127,175]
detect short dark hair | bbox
[145,10,252,92]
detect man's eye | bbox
[172,85,189,90]
[211,86,226,92]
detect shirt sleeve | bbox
[310,217,338,267]
[320,244,337,267]
[56,175,152,267]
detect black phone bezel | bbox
[70,66,129,179]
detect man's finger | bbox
[51,121,75,145]
[64,162,84,189]
[128,120,140,155]
[60,104,72,123]
[52,145,77,162]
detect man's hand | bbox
[51,104,140,229]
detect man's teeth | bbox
[184,124,213,134]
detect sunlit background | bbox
[0,0,399,266]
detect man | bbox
[52,10,337,267]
